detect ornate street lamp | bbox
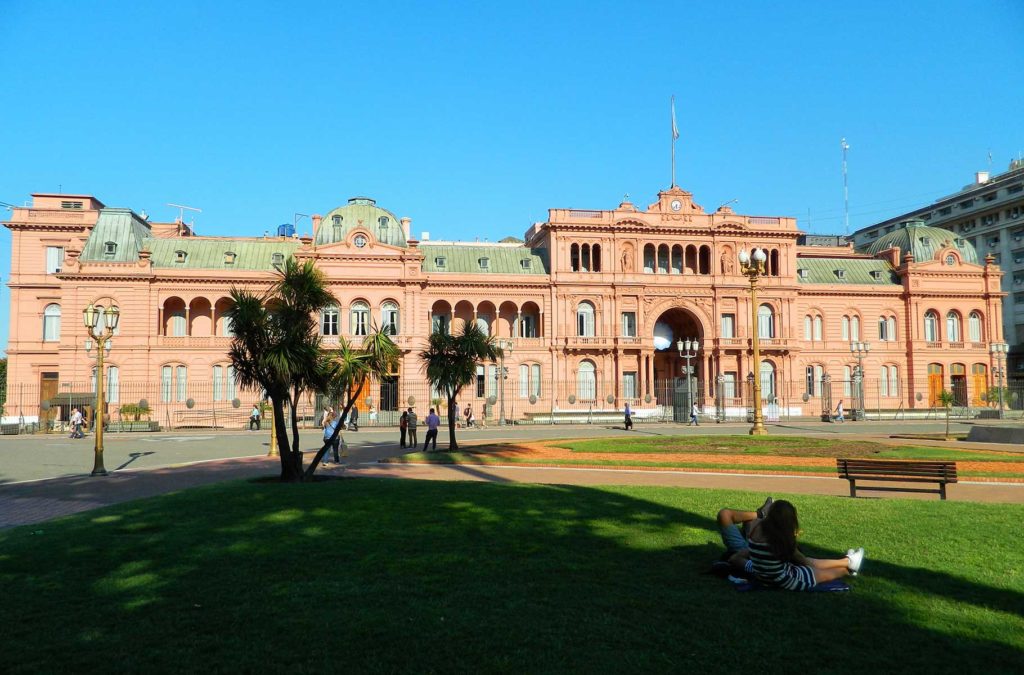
[738,247,768,435]
[676,338,700,421]
[83,304,119,476]
[496,338,514,426]
[849,341,871,421]
[990,342,1009,419]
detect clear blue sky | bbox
[2,0,1022,355]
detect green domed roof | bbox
[316,197,406,247]
[861,220,978,263]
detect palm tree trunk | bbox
[290,387,303,477]
[447,394,459,451]
[273,398,301,482]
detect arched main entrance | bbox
[651,308,705,417]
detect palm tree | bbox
[304,327,399,477]
[937,389,955,441]
[227,258,336,482]
[419,321,502,451]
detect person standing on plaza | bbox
[834,399,845,423]
[348,405,359,431]
[406,407,418,447]
[322,411,342,466]
[320,404,334,429]
[690,401,700,426]
[624,402,633,430]
[399,409,409,448]
[465,403,474,428]
[69,407,84,439]
[423,407,441,452]
[250,403,261,431]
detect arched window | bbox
[851,315,861,341]
[843,365,852,397]
[924,311,939,342]
[757,304,775,339]
[643,244,655,273]
[880,365,890,397]
[946,311,961,343]
[813,316,823,341]
[161,365,173,402]
[804,316,812,340]
[321,306,339,336]
[671,245,683,275]
[577,360,596,400]
[592,244,601,272]
[657,245,670,274]
[685,245,698,274]
[581,244,591,272]
[968,311,982,342]
[887,316,896,342]
[577,302,596,337]
[382,302,400,335]
[888,365,899,397]
[42,303,61,342]
[699,245,711,275]
[350,301,369,336]
[175,365,187,402]
[841,316,850,341]
[770,249,780,276]
[570,243,580,272]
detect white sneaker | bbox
[847,548,865,576]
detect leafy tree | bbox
[419,322,502,451]
[227,258,336,482]
[937,389,955,441]
[304,328,398,478]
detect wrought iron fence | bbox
[3,374,1023,434]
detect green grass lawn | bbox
[552,435,1024,461]
[2,479,1022,673]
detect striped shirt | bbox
[748,538,816,591]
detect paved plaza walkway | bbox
[2,421,1023,529]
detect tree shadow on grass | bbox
[0,480,1021,673]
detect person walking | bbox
[465,404,474,428]
[322,411,342,466]
[399,409,409,448]
[348,405,359,431]
[406,407,418,447]
[423,407,441,452]
[69,407,84,439]
[690,401,700,426]
[834,399,845,423]
[624,402,633,430]
[249,403,261,431]
[320,405,334,429]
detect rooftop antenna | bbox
[167,203,202,234]
[988,149,993,172]
[670,95,680,188]
[294,212,309,230]
[717,198,739,211]
[841,138,850,236]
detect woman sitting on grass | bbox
[747,500,864,590]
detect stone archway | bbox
[650,307,706,412]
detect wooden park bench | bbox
[836,458,958,500]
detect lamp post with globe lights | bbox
[738,247,768,435]
[676,338,700,419]
[849,341,871,421]
[990,342,1009,418]
[83,303,119,476]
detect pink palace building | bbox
[2,186,1008,428]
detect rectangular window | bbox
[722,372,737,399]
[531,364,541,397]
[432,314,450,335]
[805,366,815,396]
[520,365,529,398]
[161,366,172,402]
[623,372,637,399]
[476,365,485,397]
[519,314,537,338]
[880,366,890,397]
[46,246,65,274]
[487,365,498,397]
[322,310,339,336]
[106,366,119,404]
[60,200,83,209]
[721,314,735,338]
[175,366,187,402]
[213,365,224,401]
[171,311,186,337]
[227,366,237,400]
[621,312,637,337]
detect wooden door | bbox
[970,364,987,407]
[927,363,943,407]
[40,372,59,426]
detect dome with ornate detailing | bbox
[860,220,978,263]
[315,197,407,247]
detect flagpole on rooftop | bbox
[671,96,680,188]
